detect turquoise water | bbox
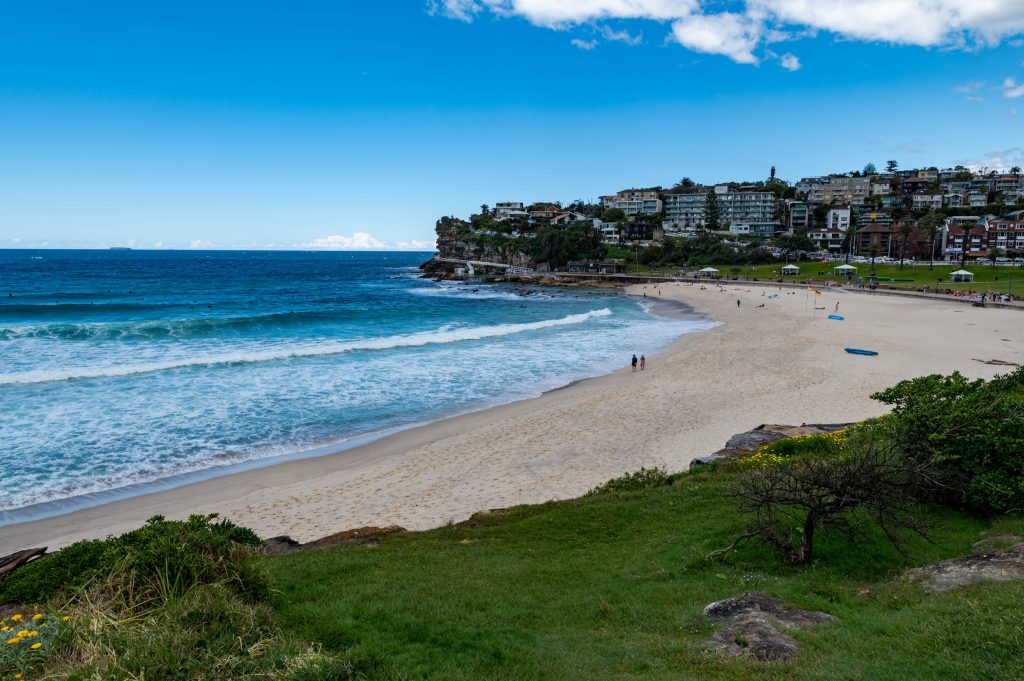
[0,250,710,518]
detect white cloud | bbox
[571,37,598,49]
[778,52,801,70]
[189,239,216,249]
[598,25,643,45]
[953,79,985,93]
[431,1,1024,64]
[671,11,761,64]
[956,147,1024,172]
[396,239,438,249]
[298,234,434,251]
[1003,77,1024,98]
[302,232,388,250]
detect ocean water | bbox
[0,250,710,519]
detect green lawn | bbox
[713,262,1022,294]
[601,258,1022,296]
[267,468,1024,680]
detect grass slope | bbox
[267,468,1024,680]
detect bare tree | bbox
[714,434,933,565]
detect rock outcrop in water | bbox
[420,216,534,279]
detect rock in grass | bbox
[906,542,1024,592]
[261,526,408,555]
[701,591,838,662]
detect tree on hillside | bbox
[479,204,491,218]
[602,207,626,223]
[988,247,1005,267]
[886,160,899,173]
[869,244,882,273]
[672,176,697,192]
[1011,166,1022,177]
[770,165,777,181]
[716,432,933,565]
[864,162,877,175]
[960,222,974,269]
[917,211,943,269]
[896,221,915,269]
[704,190,721,231]
[532,226,568,268]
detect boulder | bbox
[701,592,838,662]
[906,542,1024,592]
[690,423,851,470]
[261,526,407,555]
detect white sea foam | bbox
[0,308,613,386]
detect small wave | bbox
[0,310,360,341]
[0,302,184,316]
[0,308,613,385]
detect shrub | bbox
[744,430,847,466]
[585,468,672,496]
[0,514,265,606]
[872,367,1024,514]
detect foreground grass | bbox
[267,468,1024,680]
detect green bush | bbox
[872,367,1024,514]
[585,467,672,496]
[0,514,265,606]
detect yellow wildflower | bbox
[27,631,38,637]
[62,616,71,622]
[32,613,43,620]
[31,641,42,649]
[10,614,22,622]
[1,626,10,632]
[16,673,24,680]
[6,637,20,645]
[16,630,29,638]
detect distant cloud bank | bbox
[428,0,1024,66]
[301,233,436,250]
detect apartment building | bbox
[663,185,777,231]
[786,200,814,231]
[808,176,872,205]
[600,189,662,217]
[985,218,1024,254]
[912,193,943,211]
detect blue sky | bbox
[1,1,1022,250]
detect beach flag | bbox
[808,285,822,296]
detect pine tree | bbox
[704,190,721,231]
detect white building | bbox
[663,185,778,231]
[494,202,525,220]
[912,193,943,211]
[826,206,851,232]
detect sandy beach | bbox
[3,283,1022,553]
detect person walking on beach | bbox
[640,354,646,371]
[737,299,741,308]
[834,301,840,312]
[631,354,638,372]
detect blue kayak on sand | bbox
[845,348,878,356]
[828,314,844,320]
